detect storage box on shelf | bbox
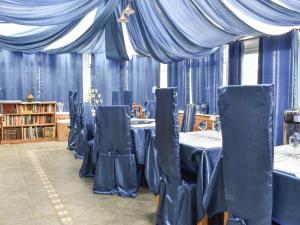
[0,101,57,144]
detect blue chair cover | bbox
[93,105,138,197]
[155,88,198,225]
[144,100,156,119]
[181,104,196,132]
[218,84,274,225]
[273,171,300,225]
[79,139,95,177]
[67,90,79,150]
[112,90,133,115]
[75,103,94,159]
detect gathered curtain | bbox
[258,30,298,145]
[0,49,39,100]
[128,55,160,105]
[0,49,83,111]
[191,47,223,114]
[167,60,190,110]
[228,41,244,85]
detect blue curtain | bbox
[168,60,190,110]
[0,49,39,100]
[258,31,297,145]
[91,52,121,105]
[127,55,160,105]
[191,47,223,114]
[39,53,83,111]
[228,41,244,85]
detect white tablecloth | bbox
[274,145,300,178]
[179,131,222,149]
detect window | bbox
[82,53,91,102]
[222,44,229,86]
[241,38,259,85]
[160,63,168,88]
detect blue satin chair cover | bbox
[273,171,300,225]
[74,103,94,159]
[93,106,138,197]
[181,104,196,132]
[67,90,79,150]
[144,100,156,119]
[155,88,198,225]
[218,85,274,225]
[112,90,133,115]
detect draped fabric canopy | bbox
[0,0,300,59]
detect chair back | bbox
[144,100,156,119]
[95,105,132,155]
[181,104,196,132]
[156,88,181,185]
[218,84,274,225]
[82,102,94,141]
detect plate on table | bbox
[130,118,155,125]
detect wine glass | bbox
[199,120,207,131]
[213,120,222,132]
[289,132,300,148]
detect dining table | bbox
[164,131,300,224]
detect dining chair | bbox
[156,88,198,225]
[67,90,79,150]
[181,104,196,132]
[218,84,274,225]
[144,100,156,119]
[74,102,94,159]
[93,105,138,197]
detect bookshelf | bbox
[0,101,57,144]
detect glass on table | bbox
[199,120,207,131]
[289,132,300,148]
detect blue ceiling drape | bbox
[228,41,244,85]
[191,47,223,115]
[0,49,38,100]
[105,2,129,61]
[168,59,190,110]
[39,53,83,111]
[0,0,103,25]
[128,55,160,105]
[258,30,297,145]
[91,52,121,105]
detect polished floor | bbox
[0,142,156,225]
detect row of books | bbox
[22,126,55,139]
[2,128,22,141]
[1,103,56,114]
[2,115,54,126]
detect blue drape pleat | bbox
[228,41,244,85]
[167,60,190,110]
[91,52,121,105]
[191,47,223,114]
[127,55,160,104]
[258,31,296,145]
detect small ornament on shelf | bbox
[27,92,34,102]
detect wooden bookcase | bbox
[0,101,57,144]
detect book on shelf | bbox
[2,115,54,126]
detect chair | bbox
[156,88,198,225]
[218,84,274,225]
[144,100,156,119]
[93,106,138,197]
[181,104,196,132]
[74,103,94,159]
[67,90,79,150]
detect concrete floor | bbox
[0,142,156,225]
